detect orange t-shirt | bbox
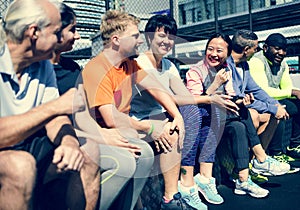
[82,52,146,124]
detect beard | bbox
[128,54,138,60]
[125,49,139,60]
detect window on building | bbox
[197,10,202,21]
[179,4,186,25]
[191,8,195,22]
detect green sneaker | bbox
[286,145,300,159]
[249,162,269,184]
[249,170,269,184]
[272,153,295,163]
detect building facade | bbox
[174,0,300,68]
[177,0,296,26]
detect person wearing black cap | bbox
[248,33,300,160]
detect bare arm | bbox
[138,74,182,121]
[0,88,83,148]
[169,70,239,111]
[98,104,152,132]
[169,75,210,105]
[138,74,185,146]
[73,88,142,152]
[99,104,168,138]
[0,99,60,148]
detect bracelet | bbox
[53,124,79,147]
[147,122,154,135]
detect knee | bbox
[227,121,246,135]
[249,109,260,129]
[132,140,154,172]
[7,150,35,174]
[138,141,154,167]
[81,139,101,166]
[0,150,36,186]
[287,101,298,115]
[118,151,137,178]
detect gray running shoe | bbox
[234,177,269,198]
[252,156,290,176]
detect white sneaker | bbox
[234,177,269,198]
[252,156,290,176]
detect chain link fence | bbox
[76,0,300,71]
[0,1,299,209]
[1,0,299,69]
[0,0,11,16]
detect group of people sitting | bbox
[0,0,299,210]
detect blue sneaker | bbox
[194,174,224,204]
[161,192,196,210]
[178,182,207,210]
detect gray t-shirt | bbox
[130,53,180,120]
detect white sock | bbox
[195,173,210,184]
[180,182,197,193]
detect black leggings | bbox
[280,98,300,146]
[224,106,260,171]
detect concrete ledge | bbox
[291,73,300,89]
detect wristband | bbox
[53,124,79,147]
[147,122,154,135]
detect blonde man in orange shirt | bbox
[82,10,188,210]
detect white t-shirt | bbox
[0,44,59,117]
[130,53,181,120]
[236,66,244,80]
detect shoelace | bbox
[190,190,202,204]
[246,178,259,191]
[266,157,280,166]
[248,179,255,186]
[247,178,266,194]
[207,182,218,194]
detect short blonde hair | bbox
[100,10,140,46]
